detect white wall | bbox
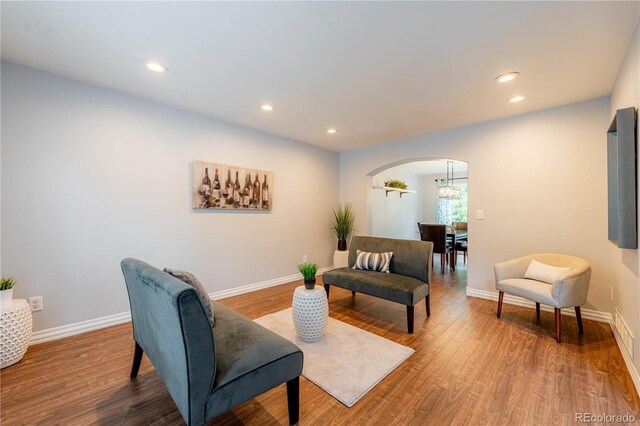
[371,169,421,240]
[1,61,340,331]
[609,18,640,374]
[340,97,611,312]
[420,173,446,223]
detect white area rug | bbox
[254,308,414,407]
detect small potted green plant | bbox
[385,179,408,189]
[332,203,355,251]
[0,277,16,306]
[298,263,318,290]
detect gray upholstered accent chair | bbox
[121,258,303,425]
[494,253,592,343]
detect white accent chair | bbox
[494,253,592,343]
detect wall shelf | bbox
[373,185,417,198]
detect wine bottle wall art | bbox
[193,161,273,211]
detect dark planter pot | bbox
[304,279,316,290]
[337,239,347,251]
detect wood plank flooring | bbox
[2,262,639,425]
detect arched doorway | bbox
[365,157,469,273]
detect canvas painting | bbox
[193,161,273,211]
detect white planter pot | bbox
[333,250,349,268]
[0,289,14,306]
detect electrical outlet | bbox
[29,296,43,312]
[303,255,308,263]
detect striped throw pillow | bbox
[353,250,393,273]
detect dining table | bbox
[447,229,467,271]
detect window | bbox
[436,182,467,224]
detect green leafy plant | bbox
[0,277,16,291]
[385,179,408,190]
[332,203,356,243]
[297,263,318,281]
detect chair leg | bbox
[286,377,300,425]
[407,305,415,334]
[497,291,504,318]
[575,306,584,335]
[425,295,431,317]
[440,254,445,273]
[352,291,356,296]
[130,341,144,380]
[536,303,541,323]
[324,284,330,298]
[555,308,561,343]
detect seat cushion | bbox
[206,302,303,419]
[323,268,428,306]
[496,278,558,307]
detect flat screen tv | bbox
[607,107,637,249]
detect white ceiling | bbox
[1,2,638,152]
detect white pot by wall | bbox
[1,61,340,332]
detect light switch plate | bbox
[476,209,484,220]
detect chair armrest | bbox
[551,266,592,308]
[494,255,532,282]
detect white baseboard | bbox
[29,267,332,345]
[466,287,640,397]
[209,267,332,300]
[465,287,611,323]
[612,322,640,397]
[30,311,132,345]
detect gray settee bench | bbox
[121,259,303,425]
[322,236,433,333]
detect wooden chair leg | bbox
[555,308,561,343]
[324,284,330,298]
[130,341,144,380]
[536,303,541,322]
[497,291,504,318]
[440,254,445,273]
[286,377,300,425]
[425,295,431,317]
[575,306,584,335]
[407,305,415,334]
[352,291,356,296]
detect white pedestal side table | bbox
[1,299,33,369]
[292,286,328,343]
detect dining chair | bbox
[417,223,452,272]
[451,222,468,265]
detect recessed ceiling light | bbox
[145,61,168,73]
[507,95,526,103]
[327,128,338,134]
[261,104,274,111]
[495,72,520,83]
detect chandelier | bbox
[438,161,462,199]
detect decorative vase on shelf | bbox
[304,279,316,290]
[337,239,347,251]
[0,289,13,306]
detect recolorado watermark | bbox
[575,412,636,423]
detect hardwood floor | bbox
[2,262,639,425]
